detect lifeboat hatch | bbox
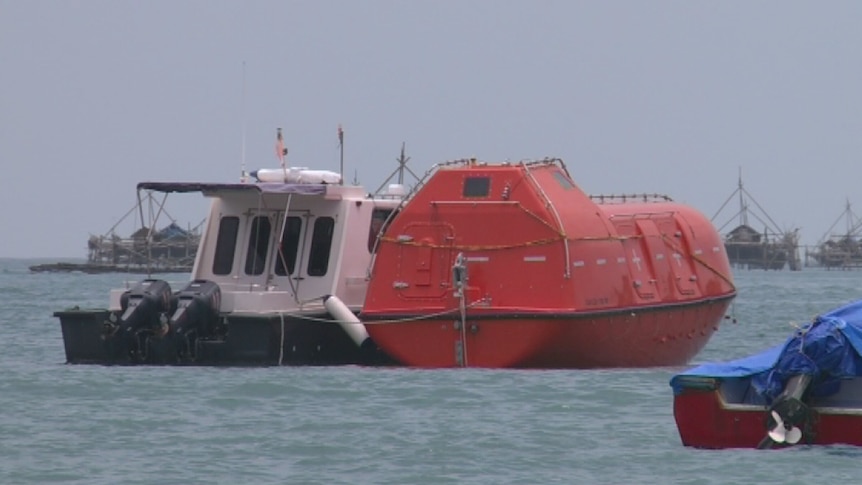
[655,218,697,296]
[611,220,655,299]
[634,219,675,298]
[396,222,454,299]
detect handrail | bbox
[590,193,674,203]
[520,160,571,278]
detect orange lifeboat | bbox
[361,158,736,368]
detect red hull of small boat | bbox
[365,298,733,368]
[673,389,862,449]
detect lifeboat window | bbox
[212,216,239,275]
[552,171,575,190]
[463,176,490,197]
[244,216,272,275]
[307,216,335,276]
[275,216,302,276]
[368,208,394,253]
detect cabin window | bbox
[463,176,490,197]
[307,216,335,276]
[244,216,272,275]
[275,216,302,276]
[552,171,575,190]
[368,208,394,253]
[212,216,239,275]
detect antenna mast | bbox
[240,61,248,182]
[338,124,344,185]
[374,142,421,194]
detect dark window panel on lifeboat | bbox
[463,177,490,197]
[552,171,575,190]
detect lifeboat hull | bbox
[365,297,733,368]
[362,158,737,368]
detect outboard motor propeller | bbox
[168,280,221,360]
[109,279,173,362]
[757,374,812,449]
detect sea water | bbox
[1,258,861,484]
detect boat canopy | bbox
[670,299,862,402]
[137,182,327,196]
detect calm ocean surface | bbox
[2,258,862,485]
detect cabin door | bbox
[268,210,311,297]
[233,210,280,291]
[269,210,340,302]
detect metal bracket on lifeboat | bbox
[452,252,469,367]
[452,252,468,298]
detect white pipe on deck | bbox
[323,295,370,348]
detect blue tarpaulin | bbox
[670,299,862,402]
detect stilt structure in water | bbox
[806,199,862,269]
[30,190,204,274]
[711,169,800,271]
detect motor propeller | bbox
[767,410,803,445]
[757,374,812,449]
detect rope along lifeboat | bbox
[360,158,737,368]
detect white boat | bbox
[56,166,407,366]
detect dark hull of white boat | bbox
[56,309,394,366]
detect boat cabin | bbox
[107,180,403,316]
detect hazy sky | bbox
[2,1,861,258]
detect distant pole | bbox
[737,166,747,227]
[338,124,344,185]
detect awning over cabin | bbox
[137,182,328,196]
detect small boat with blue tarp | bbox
[671,298,862,449]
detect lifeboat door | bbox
[396,222,454,299]
[654,218,697,295]
[611,218,655,300]
[634,218,675,298]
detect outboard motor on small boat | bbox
[758,374,813,449]
[104,279,173,362]
[168,280,222,359]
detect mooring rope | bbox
[278,312,285,366]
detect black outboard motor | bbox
[108,279,173,362]
[168,280,221,359]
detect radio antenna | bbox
[338,124,345,185]
[240,61,248,182]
